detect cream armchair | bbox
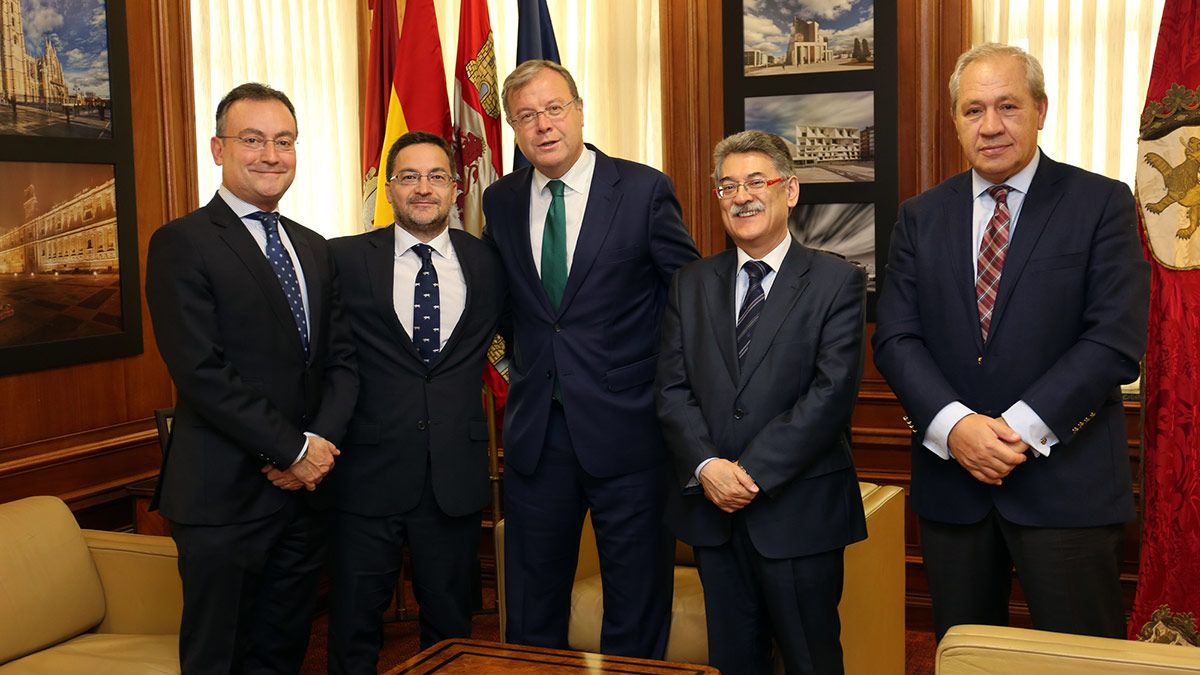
[495,482,906,673]
[936,625,1200,674]
[0,495,182,674]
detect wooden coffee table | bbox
[386,639,718,674]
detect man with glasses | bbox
[324,131,507,672]
[656,130,867,674]
[482,59,699,657]
[146,82,358,673]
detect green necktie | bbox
[541,179,568,311]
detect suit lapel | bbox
[987,155,1063,340]
[559,147,620,314]
[702,251,739,385]
[209,195,297,341]
[367,226,423,363]
[945,173,986,353]
[737,241,811,392]
[435,230,475,368]
[282,217,320,363]
[504,169,555,317]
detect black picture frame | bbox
[0,0,140,376]
[723,0,898,318]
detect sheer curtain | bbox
[433,0,663,173]
[190,2,361,238]
[972,0,1166,188]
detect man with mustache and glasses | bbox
[656,130,867,675]
[146,83,358,674]
[326,131,507,673]
[482,59,698,657]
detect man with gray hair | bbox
[657,130,867,674]
[874,43,1148,640]
[482,59,698,657]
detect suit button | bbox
[734,408,744,420]
[417,421,427,431]
[977,356,983,365]
[546,370,553,379]
[425,374,433,383]
[554,324,562,333]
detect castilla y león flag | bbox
[362,0,451,230]
[1130,0,1200,640]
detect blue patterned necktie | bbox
[736,260,771,366]
[411,243,441,366]
[247,211,309,355]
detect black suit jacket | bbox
[328,226,507,518]
[145,193,358,526]
[873,153,1150,527]
[482,145,699,478]
[656,240,868,559]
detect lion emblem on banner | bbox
[1138,83,1200,269]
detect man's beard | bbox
[394,204,449,235]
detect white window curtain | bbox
[972,0,1166,188]
[190,1,361,239]
[434,0,664,173]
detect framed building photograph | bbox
[743,0,875,77]
[745,91,875,183]
[789,202,876,291]
[0,0,113,139]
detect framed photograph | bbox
[745,91,875,183]
[0,0,137,376]
[789,202,876,291]
[743,0,876,77]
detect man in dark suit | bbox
[325,131,507,673]
[145,83,358,674]
[481,60,699,657]
[657,130,867,674]
[873,43,1149,641]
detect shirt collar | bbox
[218,185,277,219]
[532,147,596,196]
[971,148,1040,199]
[736,233,792,275]
[393,224,453,260]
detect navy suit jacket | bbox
[145,194,358,525]
[656,241,868,558]
[873,154,1149,528]
[328,226,507,518]
[482,145,699,477]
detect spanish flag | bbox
[362,0,452,230]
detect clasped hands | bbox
[947,413,1029,486]
[260,435,341,491]
[698,458,759,513]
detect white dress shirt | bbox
[694,235,793,481]
[393,225,466,350]
[528,148,596,276]
[923,150,1060,459]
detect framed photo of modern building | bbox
[0,0,138,375]
[723,0,895,315]
[745,91,875,183]
[743,0,876,77]
[0,0,114,139]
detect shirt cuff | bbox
[688,457,719,487]
[1002,401,1058,457]
[292,432,319,466]
[923,402,974,460]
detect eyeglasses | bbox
[217,135,297,152]
[388,171,454,188]
[713,177,786,200]
[509,98,578,128]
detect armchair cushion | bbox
[936,624,1200,674]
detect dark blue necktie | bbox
[247,211,309,355]
[736,260,771,366]
[411,243,441,366]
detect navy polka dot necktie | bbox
[411,243,441,366]
[247,211,309,356]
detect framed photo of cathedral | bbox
[0,0,114,139]
[0,0,138,375]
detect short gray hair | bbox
[712,130,795,182]
[502,60,580,121]
[949,43,1047,111]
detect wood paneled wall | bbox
[659,0,1143,631]
[0,0,195,529]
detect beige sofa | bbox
[496,482,906,673]
[936,624,1200,674]
[0,495,182,674]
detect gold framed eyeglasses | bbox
[388,171,454,188]
[508,98,578,128]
